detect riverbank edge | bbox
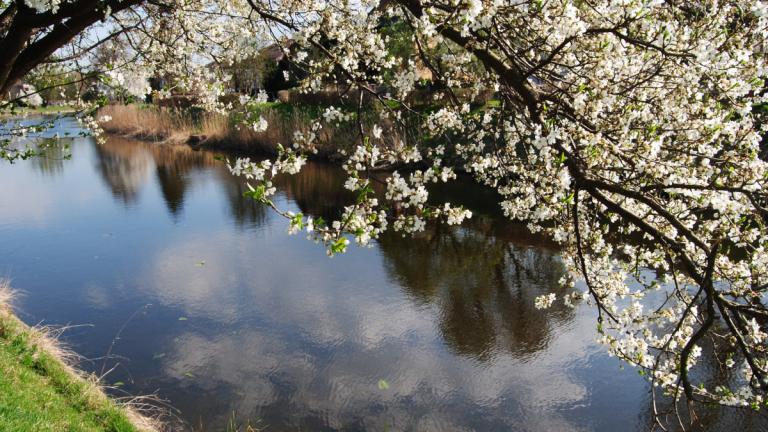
[0,282,162,431]
[0,105,78,119]
[95,104,386,166]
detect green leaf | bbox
[178,317,188,321]
[243,184,268,203]
[377,379,390,390]
[330,237,348,254]
[291,212,304,230]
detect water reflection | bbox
[380,222,571,362]
[30,137,73,177]
[2,123,765,431]
[94,137,267,226]
[277,163,354,222]
[84,135,598,430]
[215,169,270,229]
[93,138,153,204]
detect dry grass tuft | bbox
[0,280,14,308]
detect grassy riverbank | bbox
[0,282,159,431]
[96,103,404,159]
[0,105,77,117]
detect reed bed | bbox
[97,104,197,143]
[97,103,407,159]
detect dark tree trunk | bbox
[0,0,143,99]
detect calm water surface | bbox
[0,117,762,431]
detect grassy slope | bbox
[0,288,153,432]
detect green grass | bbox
[0,292,153,431]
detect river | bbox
[0,116,763,431]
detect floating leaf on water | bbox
[184,372,195,378]
[377,379,390,390]
[114,381,124,387]
[195,261,205,267]
[178,317,188,321]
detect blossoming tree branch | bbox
[2,0,768,422]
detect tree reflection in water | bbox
[94,136,271,225]
[379,219,572,361]
[266,157,576,360]
[82,135,768,430]
[30,137,73,177]
[150,144,210,218]
[92,137,154,205]
[93,136,576,362]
